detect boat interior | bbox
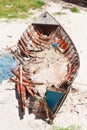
[10,12,80,123]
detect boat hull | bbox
[11,12,80,123]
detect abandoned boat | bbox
[10,12,80,123]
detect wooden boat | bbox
[10,12,80,123]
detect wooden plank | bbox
[32,12,59,25]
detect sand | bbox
[0,1,87,130]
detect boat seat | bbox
[46,86,66,93]
[45,90,64,109]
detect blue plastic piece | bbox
[0,53,17,82]
[51,43,59,48]
[46,90,63,109]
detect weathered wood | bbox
[32,12,59,26]
[10,11,80,123]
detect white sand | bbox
[0,1,87,130]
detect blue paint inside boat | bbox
[46,91,63,109]
[0,53,17,82]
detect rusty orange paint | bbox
[66,66,72,80]
[58,38,68,50]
